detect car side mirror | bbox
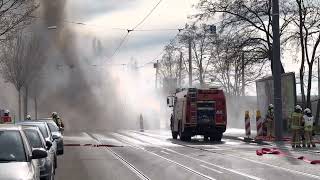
[46,141,52,150]
[52,134,59,140]
[32,149,48,159]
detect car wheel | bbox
[58,149,64,155]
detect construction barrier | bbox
[256,110,263,137]
[245,111,251,137]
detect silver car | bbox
[23,127,55,180]
[0,124,48,180]
[16,121,58,169]
[39,119,64,155]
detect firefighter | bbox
[302,108,316,148]
[26,115,31,121]
[4,110,9,116]
[52,112,64,130]
[290,105,303,148]
[265,104,274,138]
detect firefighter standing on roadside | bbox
[26,115,31,121]
[51,112,64,130]
[290,105,303,148]
[302,108,316,148]
[265,104,274,138]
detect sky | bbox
[61,0,318,95]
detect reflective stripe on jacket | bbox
[291,112,302,130]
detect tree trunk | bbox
[306,64,313,108]
[24,85,28,118]
[18,89,21,121]
[297,0,306,108]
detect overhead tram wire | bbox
[132,0,164,30]
[107,0,164,61]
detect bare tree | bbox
[291,0,320,108]
[195,0,295,75]
[178,24,215,87]
[0,0,39,39]
[208,30,267,96]
[0,32,45,120]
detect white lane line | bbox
[163,148,263,180]
[113,133,216,180]
[224,153,320,179]
[161,150,170,155]
[130,131,320,180]
[118,132,263,180]
[86,133,150,180]
[200,165,223,174]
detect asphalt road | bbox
[56,130,320,180]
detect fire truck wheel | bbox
[172,132,178,139]
[210,133,222,142]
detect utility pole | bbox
[272,0,283,141]
[34,95,38,120]
[155,60,159,89]
[242,52,245,96]
[179,51,183,88]
[188,38,192,87]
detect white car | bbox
[0,124,48,180]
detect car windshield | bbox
[22,123,49,139]
[47,122,59,132]
[0,130,26,162]
[23,129,43,149]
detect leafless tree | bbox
[0,0,39,40]
[178,24,215,87]
[158,39,187,89]
[195,0,295,75]
[208,30,268,96]
[0,32,45,119]
[289,0,320,109]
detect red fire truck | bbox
[167,88,227,141]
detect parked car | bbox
[16,121,58,169]
[38,119,64,155]
[0,124,47,180]
[23,126,55,180]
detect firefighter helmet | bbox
[295,105,302,112]
[304,108,311,114]
[268,104,274,109]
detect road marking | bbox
[113,133,216,180]
[118,132,263,180]
[224,152,320,179]
[161,150,170,155]
[85,133,150,180]
[200,165,223,174]
[163,148,263,180]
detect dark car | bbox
[23,126,55,180]
[0,124,47,180]
[38,119,64,155]
[16,121,58,169]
